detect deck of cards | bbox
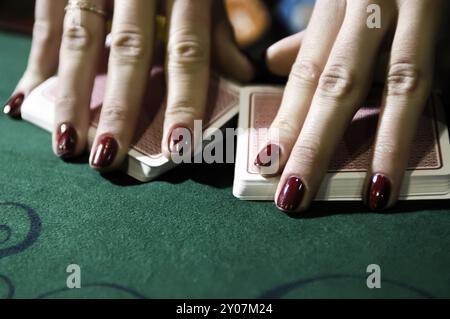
[21,71,450,201]
[21,68,241,182]
[233,86,450,201]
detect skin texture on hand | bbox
[260,0,444,212]
[7,0,253,173]
[3,0,66,118]
[6,0,444,214]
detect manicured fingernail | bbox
[56,123,77,159]
[3,92,24,118]
[90,134,118,169]
[168,126,192,156]
[276,176,306,212]
[367,173,391,211]
[254,144,280,167]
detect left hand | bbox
[5,0,253,172]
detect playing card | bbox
[21,67,241,181]
[233,85,450,200]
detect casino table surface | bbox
[1,31,450,299]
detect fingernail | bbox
[90,134,118,169]
[276,176,306,212]
[168,126,192,156]
[254,144,280,167]
[367,173,391,211]
[3,92,24,118]
[56,123,77,159]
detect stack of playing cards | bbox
[21,67,241,182]
[233,85,450,201]
[21,70,450,201]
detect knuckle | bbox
[165,101,202,120]
[55,95,78,110]
[168,36,208,67]
[101,104,129,124]
[33,20,59,45]
[111,30,149,63]
[386,62,421,96]
[63,25,91,51]
[291,137,324,167]
[272,114,300,140]
[317,64,353,99]
[373,141,404,163]
[288,60,321,89]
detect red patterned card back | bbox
[45,68,240,158]
[248,89,441,174]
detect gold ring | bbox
[65,0,109,18]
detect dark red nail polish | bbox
[254,144,280,167]
[3,92,24,118]
[168,126,192,156]
[367,173,391,210]
[56,123,77,159]
[90,134,118,169]
[276,176,306,212]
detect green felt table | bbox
[1,31,450,299]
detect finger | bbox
[365,0,441,210]
[275,1,394,213]
[212,1,254,82]
[4,0,66,118]
[161,0,212,160]
[265,31,304,77]
[254,0,345,175]
[90,0,156,171]
[53,0,107,159]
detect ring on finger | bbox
[65,0,109,19]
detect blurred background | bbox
[0,0,35,34]
[0,0,314,65]
[0,0,449,99]
[0,0,314,41]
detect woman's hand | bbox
[259,0,443,212]
[3,0,66,118]
[5,0,253,170]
